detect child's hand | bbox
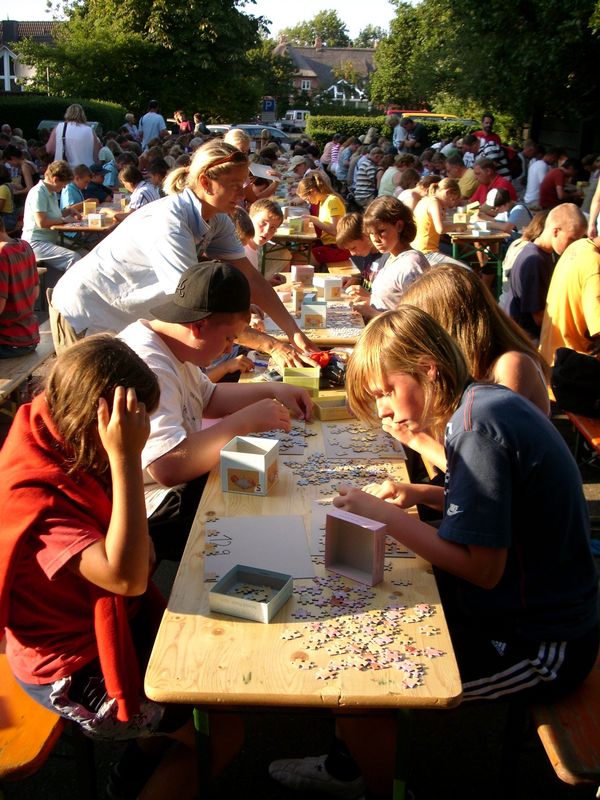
[362,479,419,508]
[97,386,150,463]
[272,384,313,421]
[342,277,361,290]
[227,354,254,374]
[270,273,286,287]
[243,398,292,433]
[345,285,369,299]
[333,485,389,521]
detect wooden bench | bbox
[565,412,600,464]
[0,649,64,783]
[531,650,600,788]
[0,647,97,798]
[0,320,55,405]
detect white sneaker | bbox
[269,754,366,799]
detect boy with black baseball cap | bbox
[119,260,312,561]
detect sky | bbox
[10,0,397,39]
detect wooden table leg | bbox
[193,707,211,790]
[393,708,411,800]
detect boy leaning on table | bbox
[118,260,313,562]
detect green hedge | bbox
[306,115,477,148]
[0,95,128,139]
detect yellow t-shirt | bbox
[0,184,14,215]
[412,197,440,254]
[539,237,600,365]
[318,194,345,246]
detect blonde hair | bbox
[45,160,73,182]
[427,177,460,197]
[45,335,159,478]
[401,265,549,381]
[297,170,344,204]
[163,140,248,195]
[64,103,87,124]
[224,129,251,152]
[346,306,469,430]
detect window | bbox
[0,50,19,92]
[300,79,311,91]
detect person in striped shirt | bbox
[119,165,161,211]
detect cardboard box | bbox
[325,508,386,586]
[288,217,304,234]
[282,366,320,396]
[87,213,103,228]
[301,300,327,329]
[291,264,314,285]
[209,564,293,623]
[313,275,343,300]
[220,435,279,496]
[313,394,352,421]
[453,212,468,224]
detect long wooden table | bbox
[145,416,462,795]
[266,276,365,347]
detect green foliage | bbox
[306,114,475,148]
[279,10,350,47]
[14,0,264,120]
[373,0,600,126]
[246,40,296,116]
[0,94,127,138]
[353,25,387,48]
[307,115,394,145]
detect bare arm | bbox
[588,181,600,238]
[67,388,151,596]
[430,198,445,235]
[236,325,314,367]
[491,350,550,415]
[334,487,507,589]
[381,419,447,471]
[45,126,57,157]
[226,256,318,354]
[147,383,311,487]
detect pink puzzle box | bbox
[325,507,386,586]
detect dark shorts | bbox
[436,569,600,702]
[148,475,207,561]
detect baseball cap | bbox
[89,163,105,175]
[289,155,307,170]
[151,261,251,323]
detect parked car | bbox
[206,124,232,135]
[278,110,310,133]
[232,125,293,151]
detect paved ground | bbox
[3,413,599,800]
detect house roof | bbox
[273,42,375,88]
[0,20,60,47]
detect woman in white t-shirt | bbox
[46,104,101,167]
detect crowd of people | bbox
[0,102,598,800]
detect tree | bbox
[371,0,600,124]
[369,3,425,108]
[279,10,350,47]
[353,25,387,48]
[246,39,296,115]
[15,0,264,120]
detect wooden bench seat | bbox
[0,320,55,405]
[531,651,600,787]
[0,649,64,782]
[565,412,600,459]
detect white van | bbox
[279,110,309,132]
